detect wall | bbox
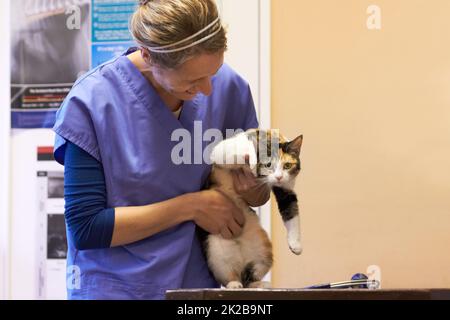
[271,0,450,288]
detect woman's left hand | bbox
[231,156,271,207]
[231,167,258,194]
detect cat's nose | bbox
[276,176,283,181]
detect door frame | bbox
[258,0,272,238]
[0,0,11,300]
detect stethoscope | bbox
[305,273,381,290]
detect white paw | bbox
[288,240,303,255]
[226,281,244,289]
[210,133,257,170]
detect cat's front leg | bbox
[272,187,302,255]
[285,215,302,255]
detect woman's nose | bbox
[197,77,213,96]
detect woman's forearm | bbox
[110,193,197,247]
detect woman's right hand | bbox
[190,190,245,239]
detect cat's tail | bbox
[272,187,303,255]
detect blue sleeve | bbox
[64,141,115,250]
[223,83,259,132]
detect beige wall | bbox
[271,0,450,289]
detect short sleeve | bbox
[241,84,259,130]
[215,63,259,132]
[53,92,101,165]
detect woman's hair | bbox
[131,0,227,69]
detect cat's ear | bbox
[287,135,303,156]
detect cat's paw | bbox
[248,281,272,289]
[210,133,257,170]
[288,240,303,255]
[226,281,244,289]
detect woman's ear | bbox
[140,47,153,66]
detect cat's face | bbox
[258,135,303,189]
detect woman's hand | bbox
[231,155,271,207]
[192,189,245,239]
[231,166,258,195]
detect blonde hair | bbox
[131,0,227,69]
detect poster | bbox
[91,0,137,67]
[36,147,66,300]
[11,0,137,129]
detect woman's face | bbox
[144,50,225,101]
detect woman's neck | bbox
[127,51,183,111]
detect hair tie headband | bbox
[146,16,222,54]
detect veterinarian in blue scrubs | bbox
[52,0,270,299]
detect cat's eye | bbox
[284,163,293,170]
[264,162,272,168]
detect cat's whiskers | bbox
[255,177,268,184]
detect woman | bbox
[53,0,270,300]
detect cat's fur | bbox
[204,129,303,289]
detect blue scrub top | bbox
[53,47,259,300]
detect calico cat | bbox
[204,129,303,289]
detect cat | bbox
[203,129,303,289]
